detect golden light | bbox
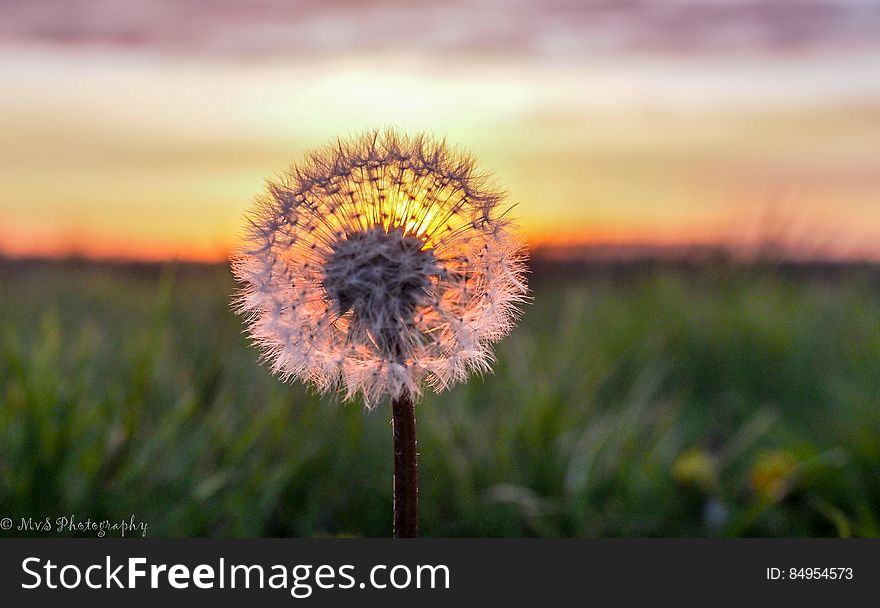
[3,49,880,262]
[389,193,436,240]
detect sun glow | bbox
[3,49,880,262]
[307,170,458,251]
[388,193,436,242]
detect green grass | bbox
[1,258,879,537]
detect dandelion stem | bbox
[391,390,418,538]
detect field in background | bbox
[1,257,879,537]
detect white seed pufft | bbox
[232,129,528,407]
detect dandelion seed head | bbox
[322,226,443,358]
[231,129,528,407]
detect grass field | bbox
[1,257,879,537]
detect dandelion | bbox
[231,129,528,536]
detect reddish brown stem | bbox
[391,391,418,538]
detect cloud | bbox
[1,0,879,58]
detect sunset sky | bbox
[2,0,880,261]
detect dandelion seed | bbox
[230,128,529,537]
[231,129,528,407]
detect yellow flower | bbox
[750,450,798,500]
[672,448,716,490]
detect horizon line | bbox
[3,240,879,266]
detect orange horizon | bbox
[0,223,737,263]
[2,224,877,264]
